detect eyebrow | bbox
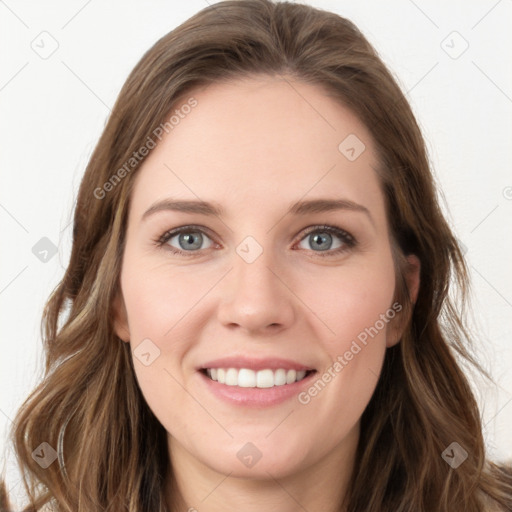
[142,198,374,225]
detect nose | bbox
[216,245,296,336]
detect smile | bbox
[202,368,315,388]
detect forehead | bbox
[129,76,385,221]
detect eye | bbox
[157,226,214,255]
[155,224,357,258]
[295,225,356,257]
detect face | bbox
[114,75,418,480]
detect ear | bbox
[386,254,421,348]
[112,290,130,343]
[404,254,421,305]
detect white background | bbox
[1,0,511,502]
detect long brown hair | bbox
[2,1,511,510]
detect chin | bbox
[198,438,313,479]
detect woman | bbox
[1,1,511,510]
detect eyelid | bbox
[295,224,355,245]
[158,224,212,240]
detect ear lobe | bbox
[386,254,421,348]
[112,292,130,343]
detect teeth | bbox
[225,368,238,386]
[205,368,309,388]
[239,368,256,387]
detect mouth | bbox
[196,355,318,406]
[199,367,317,388]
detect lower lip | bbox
[198,370,317,408]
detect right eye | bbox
[157,226,215,256]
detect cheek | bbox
[297,253,397,348]
[299,252,394,400]
[294,253,396,414]
[119,256,203,431]
[120,252,213,342]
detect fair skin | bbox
[113,75,420,512]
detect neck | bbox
[165,424,359,512]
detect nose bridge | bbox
[217,233,295,332]
[232,234,282,301]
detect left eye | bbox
[296,226,354,253]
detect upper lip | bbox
[198,356,316,372]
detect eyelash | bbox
[155,224,357,258]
